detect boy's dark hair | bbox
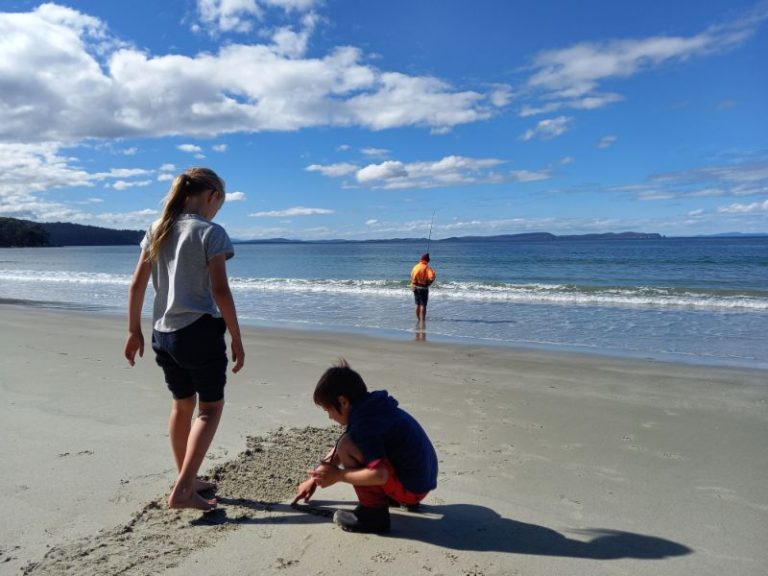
[314,358,368,412]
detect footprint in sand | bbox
[371,551,395,563]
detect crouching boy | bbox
[293,359,438,534]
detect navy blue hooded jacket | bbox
[347,390,438,494]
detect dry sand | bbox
[1,303,766,576]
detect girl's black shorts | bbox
[152,314,228,403]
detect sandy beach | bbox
[1,303,766,576]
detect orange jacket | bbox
[410,261,436,288]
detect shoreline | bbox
[2,297,766,371]
[3,304,767,575]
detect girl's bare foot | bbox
[168,485,218,511]
[195,479,217,493]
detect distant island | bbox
[1,217,764,247]
[236,231,666,244]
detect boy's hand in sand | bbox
[124,331,144,366]
[292,477,317,504]
[309,463,341,488]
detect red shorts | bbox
[354,458,428,508]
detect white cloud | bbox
[357,161,408,183]
[226,191,246,201]
[178,144,204,153]
[197,0,263,33]
[645,160,768,198]
[195,0,320,34]
[249,206,334,217]
[270,13,318,58]
[102,168,152,178]
[122,147,138,155]
[344,72,492,131]
[488,84,514,107]
[0,142,157,223]
[309,155,547,190]
[213,144,228,152]
[560,156,575,165]
[0,5,503,143]
[602,158,768,203]
[305,162,359,177]
[522,6,768,114]
[637,191,675,201]
[35,2,107,35]
[110,179,153,190]
[365,219,379,226]
[157,173,174,181]
[510,169,551,182]
[160,163,176,171]
[360,147,389,157]
[519,102,562,117]
[717,199,768,214]
[597,135,617,149]
[520,116,572,141]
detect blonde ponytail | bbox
[146,167,225,261]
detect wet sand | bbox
[1,304,766,576]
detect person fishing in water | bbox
[410,252,436,324]
[410,213,437,326]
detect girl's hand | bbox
[231,337,245,373]
[124,332,144,366]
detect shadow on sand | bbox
[391,503,691,560]
[202,499,691,560]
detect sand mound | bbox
[23,426,340,576]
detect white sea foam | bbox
[226,277,768,311]
[2,269,766,311]
[0,269,130,286]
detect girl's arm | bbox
[124,252,151,365]
[209,253,245,373]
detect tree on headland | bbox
[41,221,144,246]
[0,217,50,247]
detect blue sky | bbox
[0,0,766,239]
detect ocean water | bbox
[1,237,766,368]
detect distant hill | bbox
[699,232,768,238]
[0,217,50,247]
[439,232,663,242]
[235,231,665,244]
[0,217,144,247]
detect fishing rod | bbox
[426,211,435,254]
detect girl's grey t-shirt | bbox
[141,214,234,332]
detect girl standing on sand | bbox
[124,167,245,511]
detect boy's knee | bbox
[337,433,364,468]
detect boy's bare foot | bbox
[168,486,218,511]
[195,479,217,493]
